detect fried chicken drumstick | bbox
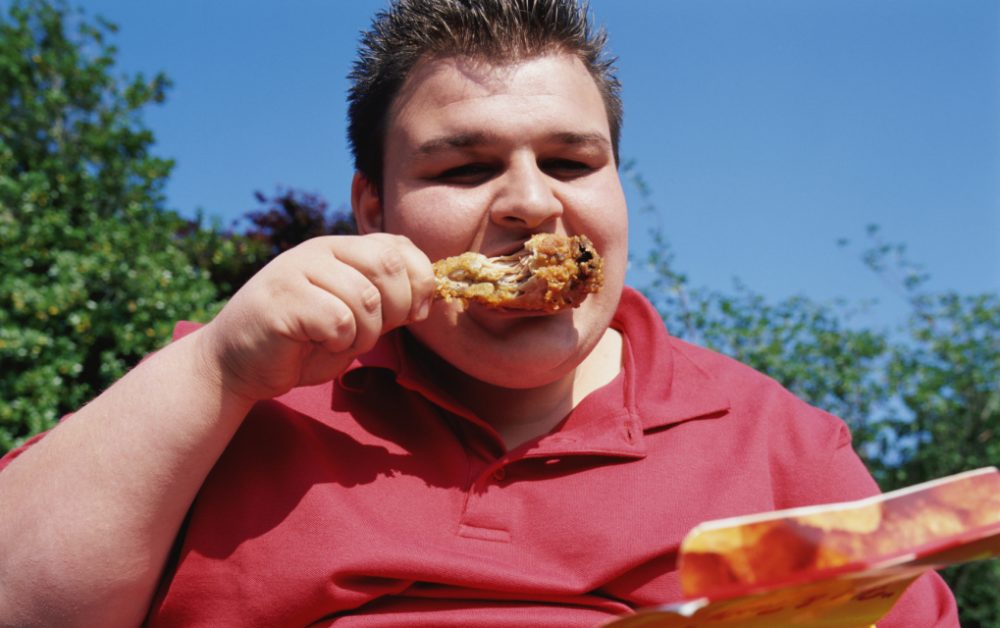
[432,233,604,312]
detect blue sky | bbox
[72,0,999,330]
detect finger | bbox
[367,242,415,329]
[322,235,419,331]
[297,347,358,389]
[389,237,436,323]
[293,289,358,355]
[308,260,384,355]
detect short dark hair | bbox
[347,0,622,188]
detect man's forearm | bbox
[0,328,255,627]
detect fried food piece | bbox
[432,233,604,312]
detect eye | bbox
[435,163,496,185]
[540,159,594,179]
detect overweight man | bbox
[0,0,958,625]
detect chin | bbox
[409,287,620,389]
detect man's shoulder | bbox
[663,334,846,436]
[665,334,786,393]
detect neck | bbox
[417,328,623,450]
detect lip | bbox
[469,303,569,319]
[484,232,567,258]
[482,241,530,258]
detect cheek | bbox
[383,188,488,260]
[575,201,629,280]
[567,173,628,237]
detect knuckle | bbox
[378,246,406,276]
[360,285,382,315]
[390,233,412,247]
[332,310,355,337]
[412,270,437,300]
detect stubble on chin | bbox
[408,300,609,389]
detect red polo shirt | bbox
[1,288,957,626]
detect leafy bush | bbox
[0,0,222,450]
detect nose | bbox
[490,154,563,229]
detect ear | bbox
[351,172,383,234]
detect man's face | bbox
[367,52,628,388]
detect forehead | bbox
[386,53,611,147]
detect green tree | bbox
[890,289,1000,628]
[856,231,1000,627]
[0,0,221,452]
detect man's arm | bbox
[0,329,254,626]
[0,234,434,627]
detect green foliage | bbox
[859,235,1000,627]
[174,211,272,300]
[0,0,222,451]
[895,291,1000,626]
[854,228,1000,486]
[0,2,359,451]
[873,293,1000,483]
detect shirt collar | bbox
[338,329,495,432]
[614,287,731,431]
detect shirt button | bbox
[492,468,506,482]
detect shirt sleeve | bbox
[785,410,960,627]
[880,571,959,627]
[659,336,963,626]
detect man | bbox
[0,0,958,626]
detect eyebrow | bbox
[416,132,493,155]
[415,131,611,155]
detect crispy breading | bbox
[432,233,604,312]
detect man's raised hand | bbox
[198,234,435,402]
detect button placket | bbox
[457,461,514,542]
